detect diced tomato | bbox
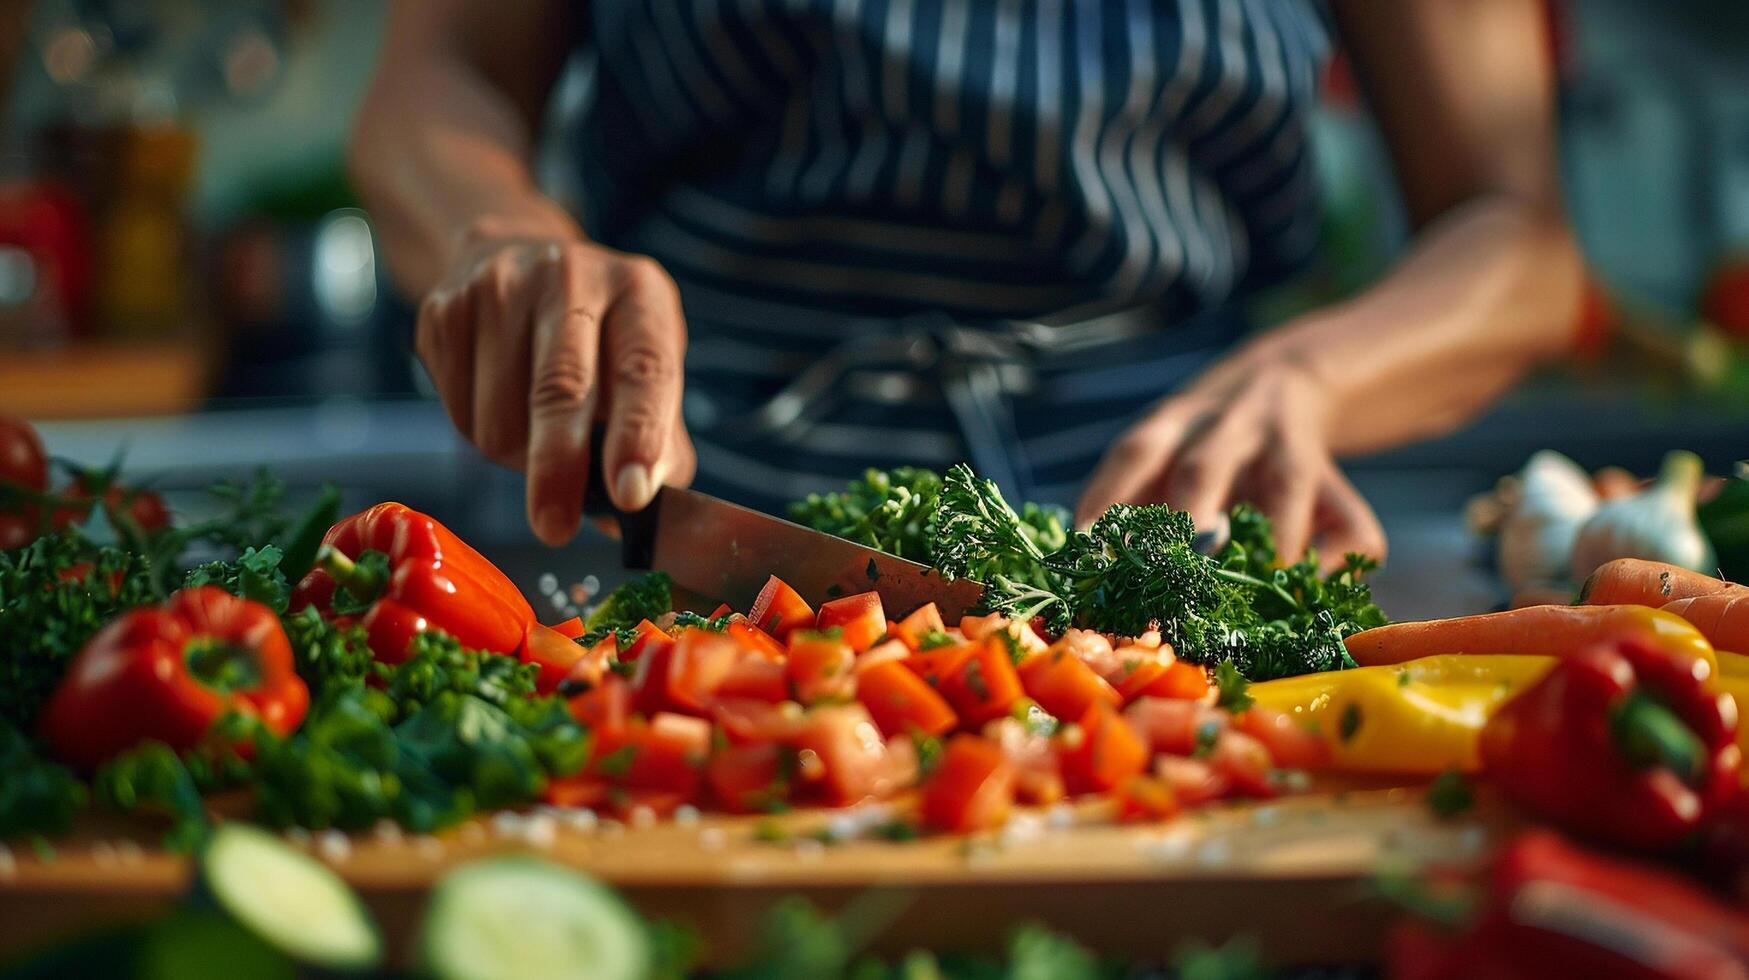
[853,638,911,674]
[937,635,1026,726]
[1142,660,1211,701]
[1116,776,1180,823]
[786,632,856,704]
[656,629,743,712]
[568,675,632,739]
[1053,629,1118,673]
[985,717,1066,806]
[904,642,976,690]
[960,615,1049,660]
[1209,730,1277,798]
[885,620,911,651]
[816,591,887,653]
[559,633,617,694]
[544,774,611,809]
[1155,756,1230,807]
[920,734,1015,833]
[705,742,788,813]
[1233,707,1328,771]
[792,704,904,806]
[620,619,673,662]
[856,659,958,738]
[716,654,789,702]
[749,575,815,638]
[629,638,677,713]
[594,714,708,796]
[1019,649,1122,722]
[518,623,587,694]
[1113,658,1167,703]
[726,621,787,661]
[710,697,806,744]
[1059,702,1147,795]
[891,602,947,649]
[1124,697,1227,756]
[548,616,586,640]
[707,603,733,619]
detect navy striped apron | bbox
[569,0,1330,512]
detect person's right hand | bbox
[416,217,695,546]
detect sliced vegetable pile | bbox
[539,571,1326,832]
[793,465,1388,679]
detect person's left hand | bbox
[1075,355,1387,570]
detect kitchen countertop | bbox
[34,379,1744,622]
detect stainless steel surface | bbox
[647,486,988,618]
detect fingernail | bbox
[1191,530,1223,555]
[614,463,654,510]
[536,505,575,545]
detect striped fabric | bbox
[569,0,1330,512]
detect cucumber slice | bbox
[199,823,382,971]
[421,858,649,980]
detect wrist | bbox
[452,203,585,263]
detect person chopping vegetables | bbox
[350,0,1581,567]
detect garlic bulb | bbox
[1570,450,1716,582]
[1498,451,1600,590]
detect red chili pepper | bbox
[37,586,309,771]
[1387,831,1749,980]
[291,502,533,663]
[1479,637,1741,852]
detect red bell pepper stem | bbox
[1611,690,1705,783]
[316,545,385,602]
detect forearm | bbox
[1240,196,1581,455]
[347,1,576,297]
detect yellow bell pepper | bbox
[1718,649,1749,678]
[1250,655,1556,774]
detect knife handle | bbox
[582,428,659,571]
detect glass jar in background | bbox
[96,123,195,340]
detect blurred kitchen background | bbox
[2,0,1748,617]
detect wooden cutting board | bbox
[0,783,1508,967]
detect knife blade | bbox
[592,483,985,620]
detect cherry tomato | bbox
[0,510,35,550]
[0,417,48,492]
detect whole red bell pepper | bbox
[1479,637,1740,852]
[1388,830,1749,980]
[37,586,309,771]
[291,502,533,663]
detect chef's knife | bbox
[585,479,986,621]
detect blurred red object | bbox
[1387,831,1749,980]
[1573,274,1617,358]
[0,177,93,340]
[1701,257,1749,342]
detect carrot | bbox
[1662,593,1749,656]
[1344,604,1716,670]
[1580,558,1739,607]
